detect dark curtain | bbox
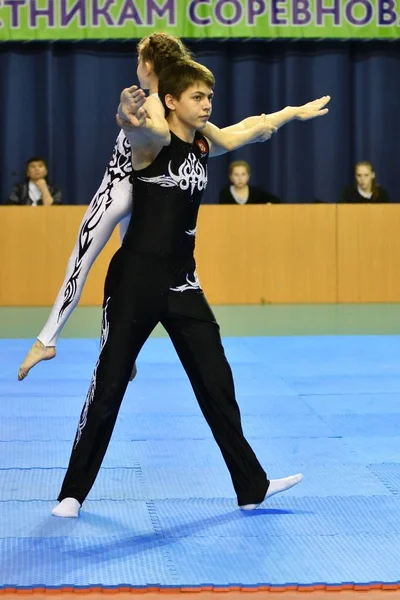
[1,40,399,205]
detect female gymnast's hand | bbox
[255,114,277,142]
[117,85,147,128]
[295,95,331,121]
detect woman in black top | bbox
[219,160,280,205]
[340,161,390,203]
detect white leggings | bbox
[38,131,133,347]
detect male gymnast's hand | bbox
[295,95,331,121]
[255,113,277,142]
[117,85,147,129]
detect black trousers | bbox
[58,250,269,506]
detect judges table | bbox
[1,204,400,306]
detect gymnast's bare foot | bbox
[18,340,56,381]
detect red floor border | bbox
[2,585,400,595]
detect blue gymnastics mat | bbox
[1,336,400,590]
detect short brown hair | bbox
[158,60,215,113]
[137,32,192,77]
[229,161,251,177]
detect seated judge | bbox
[340,161,391,204]
[7,157,62,206]
[219,160,280,205]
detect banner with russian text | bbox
[0,0,399,41]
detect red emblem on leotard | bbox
[196,139,208,155]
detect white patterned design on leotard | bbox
[170,271,202,293]
[185,227,197,236]
[74,297,110,448]
[138,153,207,196]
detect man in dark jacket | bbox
[7,157,62,205]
